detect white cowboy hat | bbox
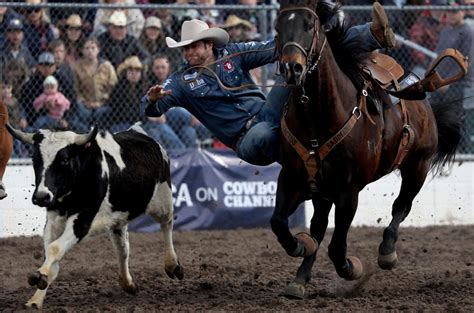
[166,19,229,48]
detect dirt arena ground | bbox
[1,226,473,312]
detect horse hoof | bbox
[346,256,364,281]
[294,232,318,257]
[378,251,398,270]
[282,281,305,299]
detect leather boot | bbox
[370,2,396,48]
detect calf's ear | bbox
[5,123,34,144]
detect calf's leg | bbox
[147,182,183,280]
[109,225,138,294]
[25,212,69,309]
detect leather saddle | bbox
[359,48,469,101]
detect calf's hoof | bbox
[27,272,48,290]
[378,251,398,270]
[281,281,305,299]
[166,262,184,280]
[122,282,139,295]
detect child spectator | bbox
[32,75,70,130]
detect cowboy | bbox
[141,3,395,166]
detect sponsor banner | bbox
[129,149,305,232]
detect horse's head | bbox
[276,1,322,86]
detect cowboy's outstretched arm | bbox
[140,84,173,117]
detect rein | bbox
[180,48,289,91]
[278,5,365,193]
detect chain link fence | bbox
[0,2,473,158]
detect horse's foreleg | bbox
[283,197,333,299]
[328,189,363,281]
[378,159,430,270]
[270,169,307,257]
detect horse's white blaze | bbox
[288,13,295,20]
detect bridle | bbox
[277,6,327,83]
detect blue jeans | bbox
[143,121,186,150]
[236,75,292,165]
[69,102,110,133]
[341,23,382,55]
[235,24,380,166]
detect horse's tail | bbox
[430,100,464,170]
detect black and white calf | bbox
[6,124,183,309]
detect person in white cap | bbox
[139,16,166,57]
[97,10,150,67]
[142,3,396,165]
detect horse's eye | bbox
[307,23,315,31]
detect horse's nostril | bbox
[293,63,303,75]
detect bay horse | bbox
[271,0,464,298]
[0,99,13,199]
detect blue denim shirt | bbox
[141,39,276,148]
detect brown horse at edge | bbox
[0,98,13,199]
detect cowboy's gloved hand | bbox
[317,0,347,34]
[147,85,171,103]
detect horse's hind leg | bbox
[283,197,333,299]
[378,159,430,270]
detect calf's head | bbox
[6,125,98,207]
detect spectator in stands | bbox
[196,0,223,27]
[48,0,97,35]
[0,18,36,72]
[408,0,446,76]
[0,78,28,157]
[22,0,59,59]
[222,14,258,43]
[49,39,75,95]
[19,52,74,127]
[97,10,150,67]
[3,59,29,100]
[142,5,397,164]
[139,16,167,57]
[0,6,23,48]
[71,37,118,132]
[93,0,145,39]
[107,56,147,132]
[32,75,70,130]
[61,14,87,66]
[145,54,212,148]
[432,0,474,153]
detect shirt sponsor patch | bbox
[223,60,234,72]
[188,78,206,90]
[183,72,199,81]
